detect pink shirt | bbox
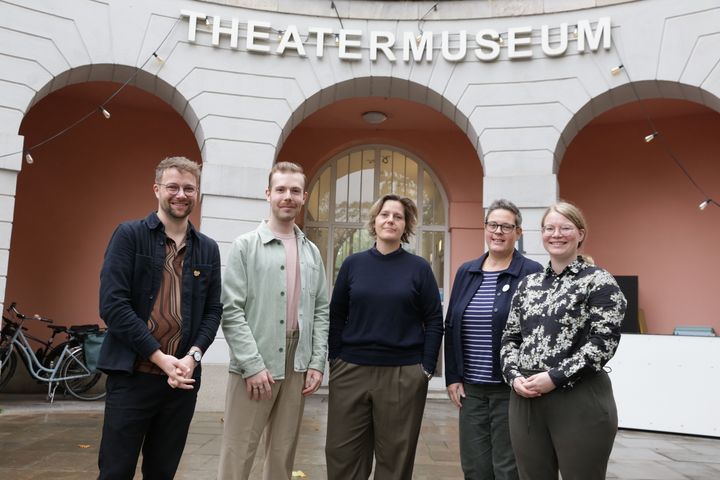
[274,231,301,332]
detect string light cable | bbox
[330,1,344,43]
[610,39,717,211]
[329,1,345,30]
[417,2,439,40]
[2,16,182,164]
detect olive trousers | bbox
[325,360,429,480]
[509,371,618,480]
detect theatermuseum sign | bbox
[181,10,612,62]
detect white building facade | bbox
[1,0,719,435]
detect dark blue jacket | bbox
[444,249,542,385]
[97,212,222,376]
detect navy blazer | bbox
[444,249,542,386]
[97,212,222,376]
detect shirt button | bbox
[280,265,285,270]
[280,320,284,324]
[280,291,285,296]
[279,347,284,352]
[494,308,498,312]
[497,293,501,296]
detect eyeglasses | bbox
[541,225,576,235]
[157,183,198,196]
[485,222,518,234]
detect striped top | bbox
[461,270,503,384]
[136,238,185,374]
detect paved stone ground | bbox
[1,394,719,479]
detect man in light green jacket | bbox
[217,161,329,480]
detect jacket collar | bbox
[257,220,305,245]
[145,211,198,239]
[468,249,525,277]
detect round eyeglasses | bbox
[541,225,576,235]
[485,222,518,234]
[157,183,198,196]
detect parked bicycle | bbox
[0,302,106,401]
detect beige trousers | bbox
[217,331,305,480]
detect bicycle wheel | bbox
[61,347,105,400]
[0,348,17,389]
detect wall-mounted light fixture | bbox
[699,199,719,211]
[362,111,388,124]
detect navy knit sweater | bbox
[328,246,444,373]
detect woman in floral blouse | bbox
[500,201,627,480]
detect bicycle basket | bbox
[83,330,106,373]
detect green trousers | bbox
[459,383,518,480]
[509,371,618,480]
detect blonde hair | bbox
[541,201,587,248]
[366,194,418,244]
[269,161,306,189]
[155,157,201,185]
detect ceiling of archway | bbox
[591,99,713,125]
[34,81,175,114]
[299,97,458,132]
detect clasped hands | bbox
[512,372,556,398]
[150,350,196,390]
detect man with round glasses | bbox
[97,156,222,479]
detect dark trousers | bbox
[98,372,199,480]
[325,361,429,480]
[509,371,617,480]
[459,383,518,480]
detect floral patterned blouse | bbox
[500,257,627,390]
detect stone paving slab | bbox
[1,394,719,479]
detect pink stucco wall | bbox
[560,108,720,334]
[6,83,201,335]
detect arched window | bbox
[304,146,448,295]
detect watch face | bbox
[192,351,202,362]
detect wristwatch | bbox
[423,368,433,380]
[187,350,202,363]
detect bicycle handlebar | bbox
[6,302,53,323]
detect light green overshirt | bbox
[221,221,329,379]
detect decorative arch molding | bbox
[277,76,482,166]
[554,80,720,173]
[19,63,204,158]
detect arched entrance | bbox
[2,81,200,392]
[278,96,483,385]
[559,97,720,335]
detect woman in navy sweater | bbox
[444,199,542,480]
[325,194,444,480]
